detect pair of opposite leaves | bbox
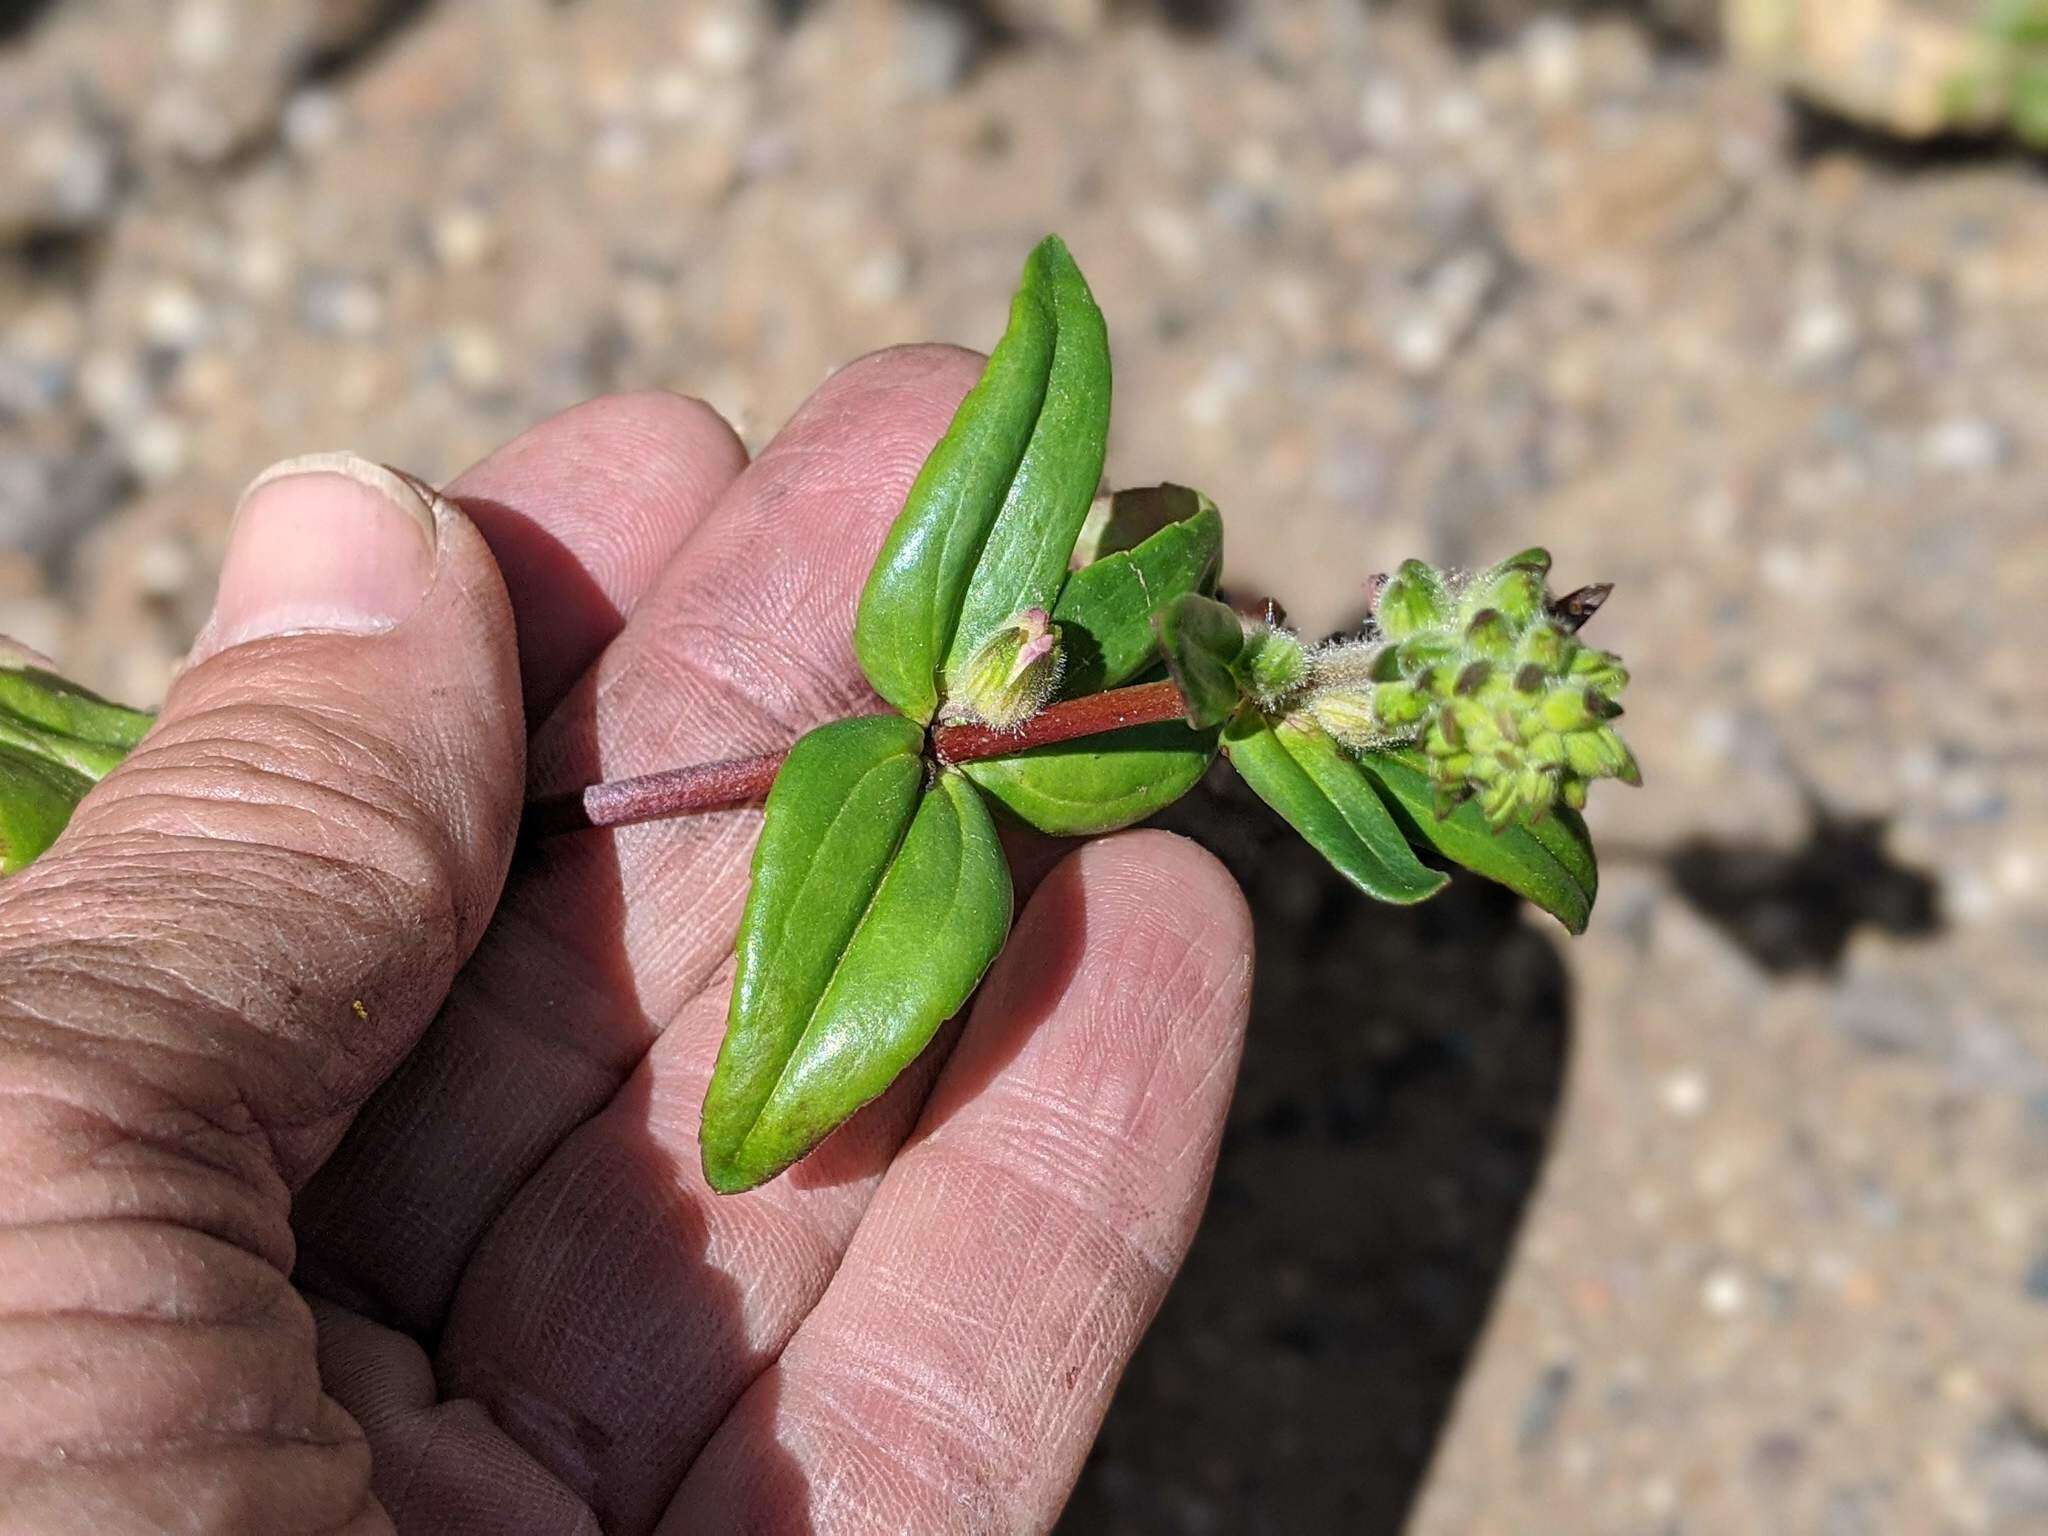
[699,237,1597,1194]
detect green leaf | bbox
[943,237,1110,689]
[0,743,93,875]
[854,263,1054,722]
[701,715,926,1187]
[0,665,152,779]
[1153,593,1245,730]
[1222,708,1448,904]
[0,663,154,874]
[1054,491,1222,695]
[854,235,1108,724]
[962,721,1219,836]
[1069,482,1214,569]
[1353,747,1597,934]
[702,725,1011,1193]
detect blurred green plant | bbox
[1984,0,2048,143]
[0,660,152,874]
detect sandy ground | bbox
[5,2,2048,1531]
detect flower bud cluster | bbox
[1300,550,1638,828]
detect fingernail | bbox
[196,452,440,661]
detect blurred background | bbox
[4,0,2046,1530]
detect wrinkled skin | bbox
[0,347,1255,1534]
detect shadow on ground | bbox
[1059,765,1572,1534]
[1663,801,1941,976]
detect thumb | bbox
[0,451,523,1198]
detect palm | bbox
[286,349,1253,1533]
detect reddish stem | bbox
[526,678,1195,838]
[525,753,786,839]
[932,679,1186,764]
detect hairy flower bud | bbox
[950,607,1064,730]
[1305,686,1386,750]
[1239,623,1307,709]
[1286,548,1645,829]
[1376,559,1452,640]
[1569,646,1629,693]
[1462,608,1516,662]
[1460,548,1550,626]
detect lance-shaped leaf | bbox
[942,237,1109,689]
[1054,488,1222,695]
[1153,593,1246,730]
[963,720,1219,836]
[1353,747,1597,934]
[703,716,925,1178]
[702,721,1011,1193]
[855,236,1107,723]
[1222,707,1448,904]
[0,662,154,874]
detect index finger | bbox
[664,831,1255,1533]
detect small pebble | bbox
[77,350,150,427]
[1180,356,1251,430]
[126,414,189,485]
[1785,301,1858,370]
[692,10,760,75]
[1659,1070,1709,1118]
[141,282,208,352]
[1432,89,1487,143]
[590,123,649,175]
[1135,203,1203,274]
[235,238,291,299]
[1391,311,1450,376]
[846,247,910,308]
[133,536,194,599]
[21,123,118,226]
[896,3,976,98]
[282,90,348,156]
[442,323,505,393]
[430,205,500,273]
[1920,416,2007,475]
[1701,1267,1749,1318]
[2022,1253,2048,1303]
[300,274,386,339]
[168,0,234,70]
[1522,18,1584,107]
[1359,79,1410,148]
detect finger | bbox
[0,454,523,1194]
[310,1299,597,1535]
[663,832,1253,1534]
[293,346,985,1334]
[430,1001,960,1534]
[0,455,522,1525]
[448,391,747,724]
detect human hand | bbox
[0,347,1254,1534]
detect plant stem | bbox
[934,678,1186,765]
[526,677,1193,838]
